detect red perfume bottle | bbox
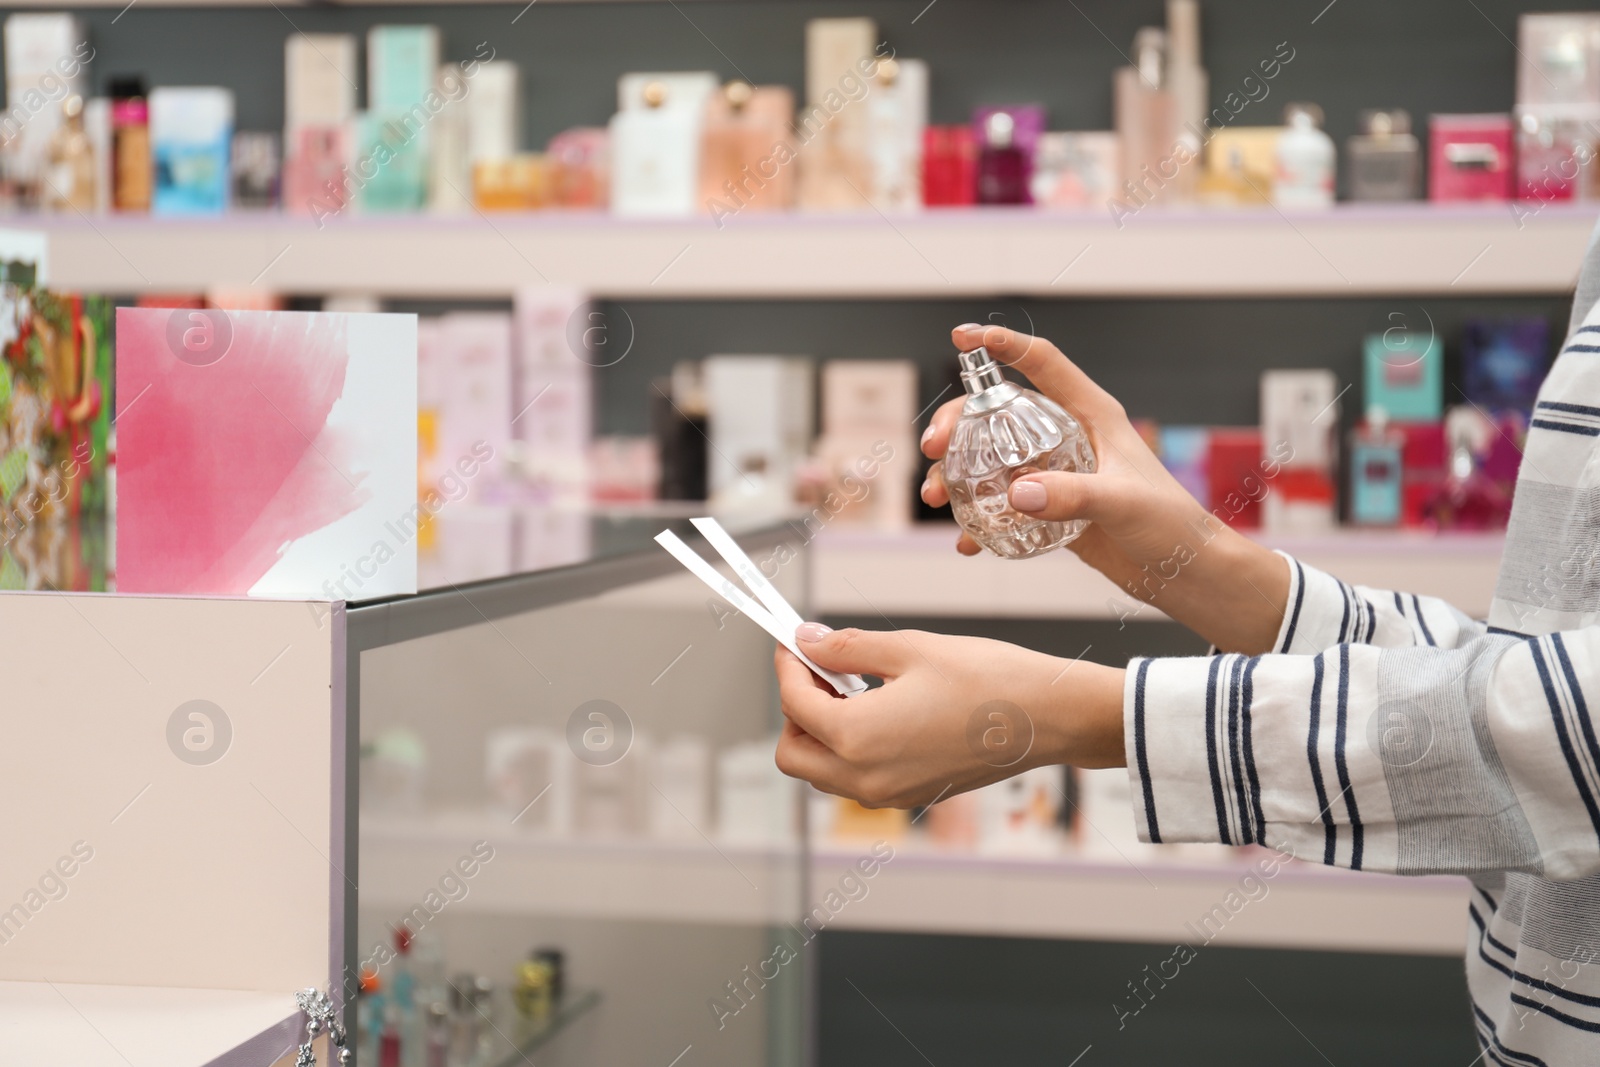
[976,111,1029,205]
[922,125,976,206]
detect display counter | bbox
[0,509,810,1067]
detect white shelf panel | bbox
[0,981,295,1067]
[812,525,1506,621]
[359,814,805,927]
[31,203,1596,298]
[360,817,1467,953]
[813,841,1470,955]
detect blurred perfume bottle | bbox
[865,57,927,210]
[1165,0,1209,173]
[230,131,279,209]
[1196,145,1268,206]
[282,125,351,216]
[797,16,875,211]
[379,1002,402,1067]
[513,958,554,1022]
[549,127,608,208]
[1349,411,1405,527]
[1424,408,1512,530]
[1347,109,1420,201]
[921,125,976,205]
[1030,132,1120,207]
[110,76,150,212]
[1274,102,1335,209]
[976,111,1029,204]
[44,94,95,212]
[424,1003,450,1067]
[1515,110,1595,202]
[699,80,795,216]
[1114,27,1185,205]
[611,80,704,217]
[1429,114,1514,201]
[474,154,553,211]
[358,969,385,1067]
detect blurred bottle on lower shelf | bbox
[1424,407,1513,530]
[1349,412,1405,528]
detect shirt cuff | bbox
[1124,654,1248,846]
[1273,551,1373,655]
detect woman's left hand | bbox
[774,624,1127,809]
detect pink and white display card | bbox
[115,307,418,599]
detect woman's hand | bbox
[773,623,1126,808]
[923,323,1290,655]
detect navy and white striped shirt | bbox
[1127,226,1600,1064]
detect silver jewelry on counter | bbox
[294,987,352,1067]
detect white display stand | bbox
[0,592,346,1067]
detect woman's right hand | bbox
[922,323,1290,655]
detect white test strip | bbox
[690,516,804,632]
[655,526,867,698]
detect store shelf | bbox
[33,202,1597,298]
[812,524,1507,621]
[485,989,601,1067]
[0,981,297,1067]
[813,840,1470,955]
[359,814,804,927]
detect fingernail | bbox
[920,478,933,498]
[955,322,981,333]
[1011,480,1047,512]
[796,622,833,643]
[920,424,936,447]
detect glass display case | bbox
[347,510,811,1067]
[0,509,812,1067]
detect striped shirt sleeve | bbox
[1272,550,1483,655]
[1128,559,1600,879]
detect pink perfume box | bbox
[1429,114,1514,201]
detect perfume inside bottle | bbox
[944,346,1097,559]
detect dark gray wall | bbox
[577,294,1571,438]
[820,930,1477,1067]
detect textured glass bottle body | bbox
[945,387,1096,559]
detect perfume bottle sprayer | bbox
[944,346,1097,559]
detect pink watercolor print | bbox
[116,307,393,596]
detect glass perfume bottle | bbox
[976,111,1029,205]
[944,346,1097,559]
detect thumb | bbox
[795,624,914,678]
[1008,471,1110,523]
